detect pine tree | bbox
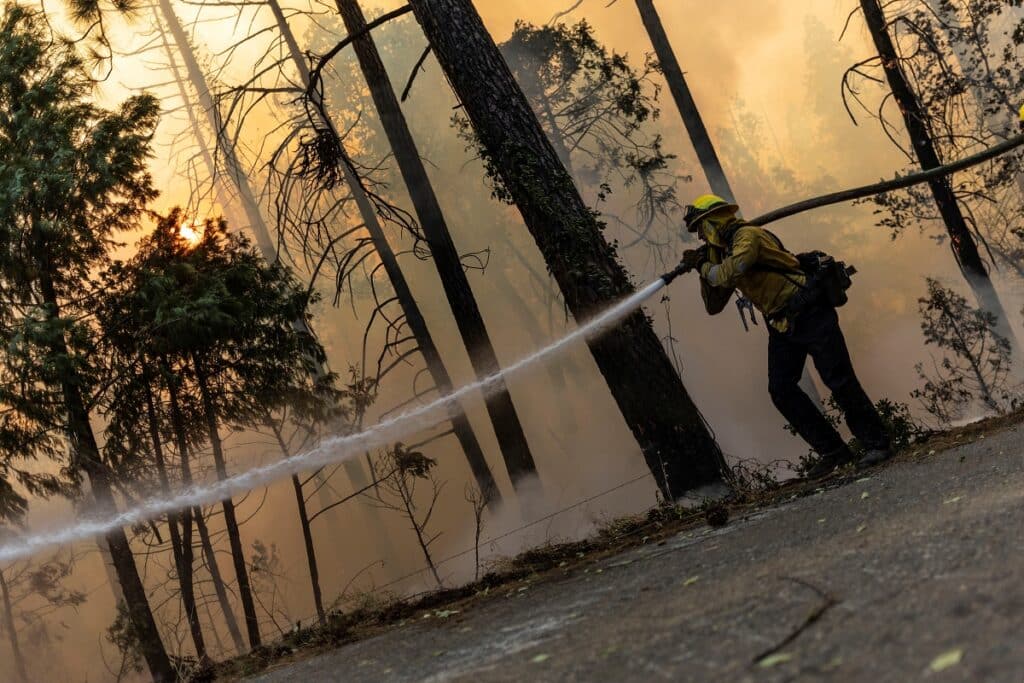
[407,0,726,498]
[0,7,173,680]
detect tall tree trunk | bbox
[861,0,1015,342]
[155,7,239,220]
[194,510,246,654]
[0,568,28,683]
[37,273,174,682]
[155,11,360,534]
[264,0,503,505]
[635,0,735,204]
[408,0,727,498]
[335,0,539,486]
[143,379,207,663]
[163,362,247,656]
[269,421,325,624]
[634,0,823,406]
[155,0,276,257]
[191,357,261,648]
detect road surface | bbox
[248,423,1024,682]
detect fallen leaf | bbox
[758,652,793,668]
[531,654,550,664]
[943,496,962,505]
[929,648,963,672]
[818,518,827,524]
[683,576,700,586]
[434,609,459,618]
[856,524,867,533]
[824,656,843,671]
[861,491,870,500]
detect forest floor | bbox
[218,413,1024,683]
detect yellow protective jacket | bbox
[697,221,806,332]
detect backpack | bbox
[721,223,856,311]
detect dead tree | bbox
[335,0,538,487]
[254,0,503,505]
[632,0,735,203]
[407,0,727,498]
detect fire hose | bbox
[662,131,1024,285]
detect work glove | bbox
[679,247,708,273]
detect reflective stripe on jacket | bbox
[698,223,806,332]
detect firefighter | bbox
[678,194,892,477]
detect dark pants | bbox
[768,305,889,455]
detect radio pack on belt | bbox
[794,250,857,308]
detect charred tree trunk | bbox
[194,510,246,654]
[336,0,539,486]
[408,0,726,498]
[143,379,207,663]
[37,271,174,682]
[155,7,239,220]
[635,0,734,204]
[266,0,503,505]
[861,0,1015,340]
[0,568,27,683]
[191,357,261,648]
[269,421,325,624]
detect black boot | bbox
[858,448,894,469]
[806,445,856,479]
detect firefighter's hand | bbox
[680,248,707,273]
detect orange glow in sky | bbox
[179,221,203,247]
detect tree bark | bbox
[0,568,28,683]
[408,0,726,498]
[861,0,1014,338]
[265,0,503,505]
[336,0,539,486]
[191,357,261,649]
[143,380,207,663]
[37,273,174,682]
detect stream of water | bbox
[0,279,668,563]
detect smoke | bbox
[0,282,665,565]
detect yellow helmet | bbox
[683,194,740,233]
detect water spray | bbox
[0,280,666,564]
[0,133,1021,564]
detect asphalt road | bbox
[248,424,1024,682]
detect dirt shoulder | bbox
[216,414,1024,682]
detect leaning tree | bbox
[406,0,727,498]
[849,0,1019,348]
